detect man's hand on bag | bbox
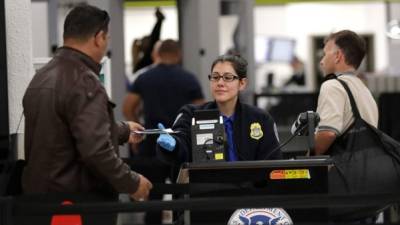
[127,121,145,144]
[130,174,153,201]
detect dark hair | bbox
[325,30,366,69]
[158,39,181,56]
[211,54,248,79]
[63,4,110,41]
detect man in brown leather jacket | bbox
[21,4,152,224]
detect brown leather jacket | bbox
[22,47,140,196]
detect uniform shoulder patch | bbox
[250,122,263,140]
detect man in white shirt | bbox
[315,30,378,155]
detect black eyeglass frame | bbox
[208,74,241,82]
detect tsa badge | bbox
[250,122,263,140]
[228,208,293,225]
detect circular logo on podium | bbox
[228,208,293,225]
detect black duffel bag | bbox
[327,78,400,221]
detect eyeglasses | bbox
[208,73,240,82]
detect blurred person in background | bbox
[123,39,204,224]
[132,7,164,74]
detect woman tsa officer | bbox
[157,54,282,164]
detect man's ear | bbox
[94,30,106,47]
[335,49,343,64]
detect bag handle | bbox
[334,77,362,119]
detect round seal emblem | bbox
[228,208,293,225]
[250,122,263,140]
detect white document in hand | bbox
[131,128,180,135]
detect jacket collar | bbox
[55,47,102,75]
[234,97,242,115]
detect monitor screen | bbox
[268,38,296,62]
[255,36,295,63]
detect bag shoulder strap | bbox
[334,77,361,119]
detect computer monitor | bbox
[255,36,296,64]
[268,38,296,62]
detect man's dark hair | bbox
[63,4,110,41]
[211,54,248,79]
[325,30,366,69]
[158,39,180,56]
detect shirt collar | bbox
[222,114,235,123]
[335,71,356,77]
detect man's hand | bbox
[130,174,153,201]
[127,121,145,144]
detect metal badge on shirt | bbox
[250,122,263,140]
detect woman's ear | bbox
[239,78,248,91]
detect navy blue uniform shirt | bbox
[223,115,238,161]
[129,64,203,129]
[129,64,204,156]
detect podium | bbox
[177,157,333,224]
